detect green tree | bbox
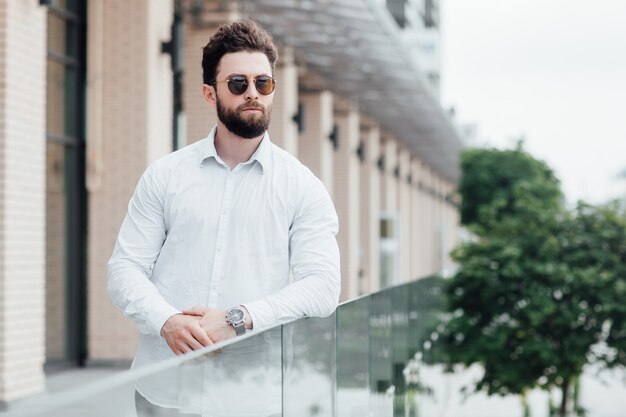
[443,147,626,417]
[458,145,563,230]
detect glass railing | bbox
[2,278,446,417]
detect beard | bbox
[216,95,272,139]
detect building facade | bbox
[0,0,461,403]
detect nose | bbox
[243,78,259,100]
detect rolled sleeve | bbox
[243,176,341,330]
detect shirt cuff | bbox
[241,299,275,331]
[147,305,183,336]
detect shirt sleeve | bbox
[243,175,341,330]
[107,164,181,336]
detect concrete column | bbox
[267,47,298,156]
[380,138,398,211]
[87,0,173,360]
[379,137,399,287]
[183,21,219,144]
[0,0,47,401]
[433,173,444,275]
[421,165,435,276]
[333,108,360,301]
[410,158,423,280]
[297,91,334,195]
[397,148,411,283]
[359,126,381,293]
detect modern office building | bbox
[0,0,461,403]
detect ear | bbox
[202,84,216,106]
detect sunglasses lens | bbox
[227,76,248,95]
[255,76,275,95]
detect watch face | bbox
[228,308,244,322]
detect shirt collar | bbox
[200,126,272,174]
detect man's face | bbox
[212,51,274,139]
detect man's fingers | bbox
[172,341,193,356]
[183,307,210,316]
[185,338,204,351]
[190,324,213,347]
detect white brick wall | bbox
[0,0,47,402]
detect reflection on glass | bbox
[370,290,393,417]
[137,328,283,417]
[391,285,410,416]
[283,315,337,417]
[1,278,456,416]
[411,277,447,416]
[45,142,67,362]
[46,60,66,138]
[63,65,79,137]
[46,61,79,139]
[184,329,282,417]
[337,297,370,417]
[47,14,66,56]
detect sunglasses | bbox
[213,75,276,96]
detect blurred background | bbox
[0,0,624,416]
[442,0,626,205]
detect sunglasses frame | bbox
[212,74,276,96]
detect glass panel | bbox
[4,329,283,417]
[64,0,79,14]
[380,212,400,288]
[47,60,79,140]
[391,285,410,417]
[65,21,79,59]
[47,10,79,58]
[370,290,394,417]
[45,0,85,368]
[176,328,283,416]
[64,65,79,138]
[47,13,66,56]
[45,142,67,363]
[46,60,65,138]
[411,276,448,416]
[53,0,80,17]
[337,297,370,417]
[283,315,337,417]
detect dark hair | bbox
[202,20,279,85]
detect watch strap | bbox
[233,321,246,336]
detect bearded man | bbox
[108,20,340,416]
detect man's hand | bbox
[160,313,213,355]
[183,307,236,343]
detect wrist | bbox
[240,305,253,330]
[160,313,181,336]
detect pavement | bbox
[1,367,136,417]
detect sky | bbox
[440,0,626,205]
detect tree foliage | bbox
[444,146,626,416]
[458,146,563,230]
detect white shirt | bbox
[108,126,340,407]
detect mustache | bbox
[237,101,265,111]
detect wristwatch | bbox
[225,306,247,336]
